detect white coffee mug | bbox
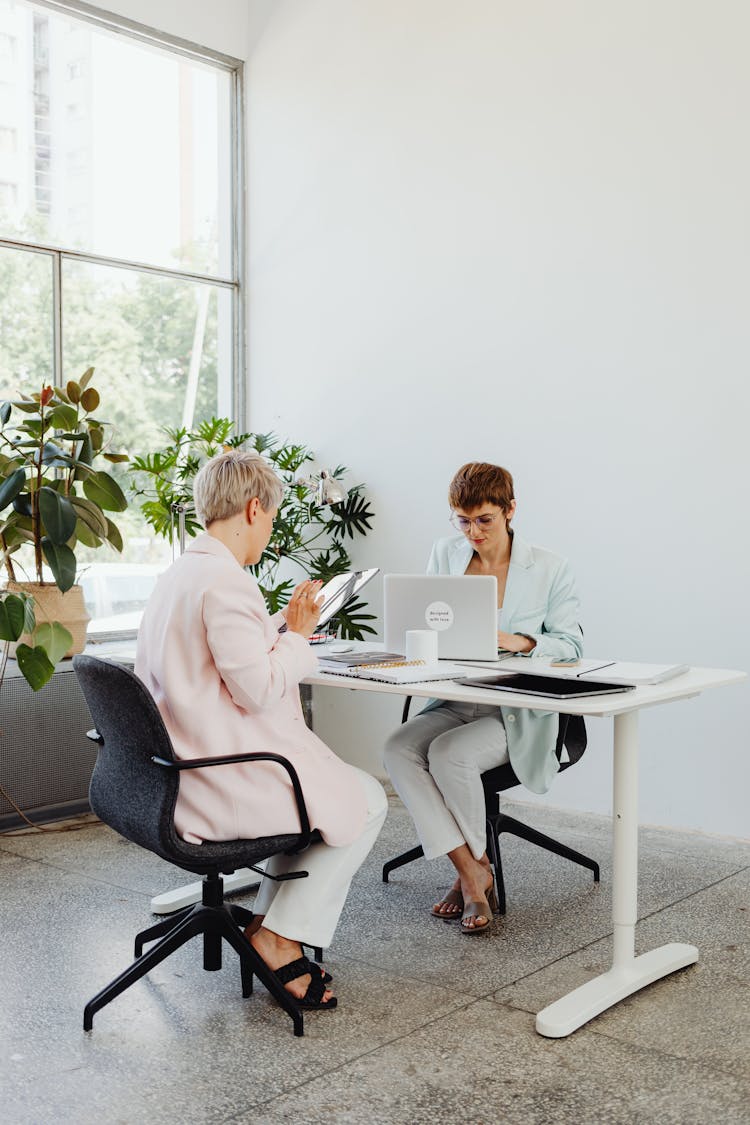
[405,629,439,664]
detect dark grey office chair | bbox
[383,698,599,914]
[73,654,323,1038]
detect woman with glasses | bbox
[383,462,582,934]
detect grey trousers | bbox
[383,701,509,861]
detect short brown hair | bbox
[448,462,514,512]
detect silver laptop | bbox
[383,574,498,660]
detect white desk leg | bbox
[149,867,262,915]
[536,710,698,1037]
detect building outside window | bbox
[0,0,244,636]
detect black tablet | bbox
[455,672,635,699]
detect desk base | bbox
[535,942,699,1038]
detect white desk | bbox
[99,642,744,1033]
[306,662,745,1038]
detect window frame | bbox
[0,0,246,424]
[0,0,246,639]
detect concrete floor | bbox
[2,795,749,1125]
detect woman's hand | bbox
[498,630,536,654]
[283,580,324,639]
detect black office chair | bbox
[382,698,599,914]
[73,654,324,1038]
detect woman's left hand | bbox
[498,630,535,654]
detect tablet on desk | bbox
[455,672,636,699]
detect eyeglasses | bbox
[449,511,503,532]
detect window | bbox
[0,0,244,636]
[0,125,17,152]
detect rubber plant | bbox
[0,371,128,687]
[129,417,377,639]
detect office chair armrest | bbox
[151,751,313,850]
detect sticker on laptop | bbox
[425,601,453,630]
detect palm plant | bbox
[130,418,377,638]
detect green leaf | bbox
[330,597,377,640]
[15,643,55,690]
[328,488,375,540]
[0,593,28,642]
[47,403,78,430]
[33,621,73,665]
[80,387,100,412]
[66,380,81,404]
[0,467,26,512]
[13,493,33,518]
[41,539,77,592]
[104,518,124,552]
[79,367,95,390]
[39,486,78,544]
[82,470,128,512]
[73,518,101,548]
[0,401,11,425]
[70,495,109,536]
[102,453,129,463]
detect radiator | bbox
[0,663,98,830]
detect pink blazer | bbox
[135,534,367,846]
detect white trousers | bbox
[253,768,388,949]
[383,701,509,861]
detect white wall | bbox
[98,0,250,58]
[246,0,750,839]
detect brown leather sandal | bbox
[431,887,464,919]
[460,885,498,935]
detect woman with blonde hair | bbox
[136,449,387,1010]
[384,462,582,934]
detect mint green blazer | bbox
[424,532,583,794]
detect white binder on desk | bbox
[491,656,689,686]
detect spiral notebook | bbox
[319,659,492,685]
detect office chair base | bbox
[382,844,425,882]
[84,876,305,1036]
[382,815,599,918]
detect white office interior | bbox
[102,0,750,842]
[3,4,749,1121]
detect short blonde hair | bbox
[193,449,285,526]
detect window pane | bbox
[0,1,233,277]
[0,243,53,385]
[62,259,233,633]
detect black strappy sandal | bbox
[274,956,338,1010]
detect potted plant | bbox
[130,417,377,638]
[0,371,128,658]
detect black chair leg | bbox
[228,903,254,928]
[85,901,305,1037]
[84,909,207,1031]
[134,906,193,957]
[497,813,600,881]
[218,913,304,1037]
[485,819,508,916]
[382,844,424,882]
